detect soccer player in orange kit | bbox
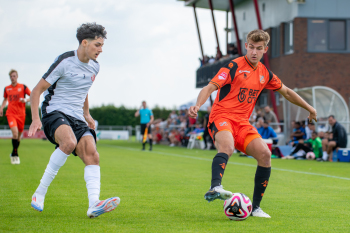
[0,69,31,164]
[188,30,317,218]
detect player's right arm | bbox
[0,98,7,117]
[28,79,51,136]
[188,83,217,119]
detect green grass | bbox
[1,139,350,232]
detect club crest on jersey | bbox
[18,88,21,92]
[260,75,265,84]
[218,72,227,80]
[91,74,96,82]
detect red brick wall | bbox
[268,17,350,120]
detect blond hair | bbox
[246,29,270,47]
[9,69,18,76]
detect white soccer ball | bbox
[306,152,315,160]
[223,193,252,221]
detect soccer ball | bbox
[223,193,252,221]
[306,152,315,160]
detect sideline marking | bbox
[101,144,350,181]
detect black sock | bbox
[149,139,153,147]
[142,142,146,149]
[12,139,19,156]
[211,153,229,189]
[252,166,271,209]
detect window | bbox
[275,92,280,106]
[259,92,268,107]
[308,19,327,51]
[271,26,280,58]
[284,22,293,54]
[329,20,345,50]
[308,19,349,52]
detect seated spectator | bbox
[256,120,277,140]
[169,128,181,147]
[208,56,215,64]
[289,121,306,146]
[305,122,315,140]
[321,115,348,161]
[169,110,178,120]
[188,123,204,135]
[284,131,322,160]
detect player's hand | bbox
[19,98,26,103]
[188,106,200,119]
[0,108,3,117]
[84,114,96,130]
[308,108,317,123]
[28,119,42,137]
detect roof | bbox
[178,0,248,11]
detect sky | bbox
[0,0,230,109]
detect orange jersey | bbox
[209,56,283,123]
[3,83,31,116]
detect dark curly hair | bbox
[76,22,107,44]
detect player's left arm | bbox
[83,94,95,130]
[277,85,317,122]
[20,85,31,103]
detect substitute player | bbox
[0,69,31,164]
[28,23,119,218]
[135,101,154,151]
[188,30,317,218]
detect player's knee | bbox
[219,145,234,157]
[86,150,99,165]
[12,133,18,139]
[259,148,271,165]
[61,139,77,154]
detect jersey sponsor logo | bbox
[219,121,228,126]
[69,73,78,77]
[239,70,250,73]
[91,74,96,82]
[218,72,227,80]
[260,75,265,84]
[228,63,234,68]
[238,88,260,103]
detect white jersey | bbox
[41,50,99,122]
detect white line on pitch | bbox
[101,144,350,181]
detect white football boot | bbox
[87,197,120,218]
[251,207,271,218]
[15,157,20,164]
[204,185,233,202]
[31,193,45,212]
[10,154,15,164]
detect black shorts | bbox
[141,124,151,135]
[42,111,96,156]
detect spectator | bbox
[305,122,315,140]
[227,43,238,56]
[289,121,306,146]
[321,115,348,161]
[264,106,280,133]
[256,120,277,140]
[169,110,178,120]
[284,131,323,160]
[169,128,181,147]
[188,123,204,135]
[208,56,215,64]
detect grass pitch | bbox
[1,139,350,232]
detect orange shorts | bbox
[6,115,25,132]
[208,117,261,154]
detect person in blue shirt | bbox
[135,101,154,151]
[256,121,277,140]
[290,121,306,146]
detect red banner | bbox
[22,130,46,139]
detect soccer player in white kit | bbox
[28,23,120,218]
